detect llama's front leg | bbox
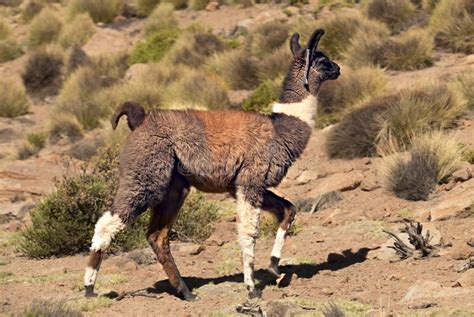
[236,188,262,299]
[262,190,296,278]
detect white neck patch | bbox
[271,95,317,128]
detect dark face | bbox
[310,51,341,82]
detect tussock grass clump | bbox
[0,38,22,62]
[258,45,291,80]
[451,70,474,110]
[242,79,280,113]
[165,69,230,109]
[173,191,221,243]
[18,146,149,258]
[135,0,159,16]
[250,21,289,57]
[190,0,208,10]
[318,65,387,116]
[363,0,416,32]
[66,45,91,73]
[382,132,464,200]
[382,29,433,70]
[21,300,82,317]
[0,18,11,40]
[68,136,104,161]
[21,0,44,22]
[343,29,386,68]
[429,0,474,53]
[144,3,177,35]
[68,0,123,24]
[0,78,30,118]
[162,0,187,10]
[170,31,226,67]
[27,132,47,150]
[326,100,389,159]
[207,49,259,90]
[49,113,84,143]
[58,13,96,48]
[28,9,62,47]
[22,47,64,93]
[129,28,179,64]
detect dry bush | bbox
[22,47,64,93]
[379,82,466,149]
[66,45,91,73]
[21,300,82,317]
[0,18,11,40]
[144,3,177,35]
[242,79,280,113]
[318,65,387,116]
[326,100,389,159]
[429,0,473,53]
[381,29,433,70]
[342,24,388,67]
[450,70,474,111]
[28,9,62,47]
[363,0,416,33]
[0,0,22,6]
[58,13,96,48]
[190,0,209,10]
[49,113,84,143]
[207,49,260,90]
[0,38,22,62]
[164,68,230,109]
[68,136,104,160]
[130,27,179,64]
[68,0,123,24]
[258,45,291,80]
[250,21,289,57]
[169,31,226,67]
[162,0,188,10]
[421,0,439,12]
[0,78,30,118]
[21,0,44,22]
[56,53,128,129]
[17,143,39,160]
[135,0,159,16]
[382,132,464,200]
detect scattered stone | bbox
[321,288,334,296]
[295,170,318,185]
[171,242,203,255]
[452,246,474,260]
[264,301,304,317]
[408,302,437,309]
[307,171,363,199]
[416,193,473,221]
[295,191,342,213]
[451,164,472,182]
[401,280,472,303]
[205,1,219,11]
[455,270,474,288]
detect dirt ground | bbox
[0,2,473,316]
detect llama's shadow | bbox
[144,247,374,299]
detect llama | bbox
[84,28,340,302]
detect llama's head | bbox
[283,28,340,100]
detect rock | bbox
[455,270,474,288]
[264,301,303,317]
[205,1,219,11]
[308,170,363,197]
[401,280,472,303]
[171,242,203,255]
[416,195,473,221]
[295,191,342,213]
[360,171,380,192]
[452,164,472,182]
[295,170,319,185]
[451,245,474,260]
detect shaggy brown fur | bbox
[85,28,340,301]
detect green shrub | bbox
[207,49,260,90]
[242,79,280,113]
[49,113,84,143]
[0,18,11,40]
[129,28,179,64]
[144,3,178,35]
[382,132,464,201]
[363,0,416,33]
[58,13,96,48]
[22,47,64,92]
[170,31,226,67]
[318,65,387,117]
[135,0,159,16]
[250,21,289,57]
[18,146,149,258]
[0,38,22,62]
[164,69,230,109]
[28,9,62,47]
[190,0,208,10]
[162,0,187,10]
[173,191,221,243]
[429,0,473,53]
[27,132,47,150]
[68,0,124,24]
[0,78,30,117]
[451,70,474,111]
[258,45,291,80]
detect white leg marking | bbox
[236,189,261,291]
[271,227,287,259]
[84,266,98,286]
[90,211,125,252]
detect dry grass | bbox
[0,18,11,40]
[342,24,388,67]
[258,45,291,80]
[0,38,22,62]
[250,21,289,57]
[190,0,209,10]
[363,0,416,33]
[135,0,159,16]
[162,0,188,10]
[22,46,64,93]
[68,0,123,24]
[21,300,82,317]
[0,78,30,118]
[382,132,464,200]
[144,3,177,35]
[28,8,62,47]
[169,31,226,67]
[58,13,96,48]
[48,113,84,143]
[450,70,474,111]
[207,49,259,90]
[66,45,90,73]
[429,0,473,54]
[21,0,44,22]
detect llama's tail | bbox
[111,101,146,131]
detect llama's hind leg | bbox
[147,175,197,300]
[261,190,296,278]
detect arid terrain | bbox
[0,0,473,316]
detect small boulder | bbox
[455,270,474,288]
[205,1,219,11]
[452,164,472,182]
[171,242,203,255]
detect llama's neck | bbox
[271,95,318,128]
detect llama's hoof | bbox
[84,285,98,298]
[268,256,281,278]
[182,292,200,301]
[248,288,262,300]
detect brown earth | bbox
[0,2,473,316]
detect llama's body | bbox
[84,28,340,304]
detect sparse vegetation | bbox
[135,0,159,16]
[21,300,82,317]
[170,31,226,67]
[68,0,123,24]
[250,21,289,57]
[363,0,416,33]
[258,45,291,80]
[49,113,84,143]
[382,132,464,200]
[58,13,96,48]
[27,132,47,150]
[162,0,188,10]
[22,47,64,93]
[68,136,104,160]
[451,70,474,110]
[190,0,209,10]
[144,3,178,35]
[0,38,22,62]
[0,18,11,40]
[129,28,179,64]
[0,78,30,118]
[429,0,474,54]
[28,9,62,47]
[242,79,280,113]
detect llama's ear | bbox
[290,33,301,56]
[307,28,325,52]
